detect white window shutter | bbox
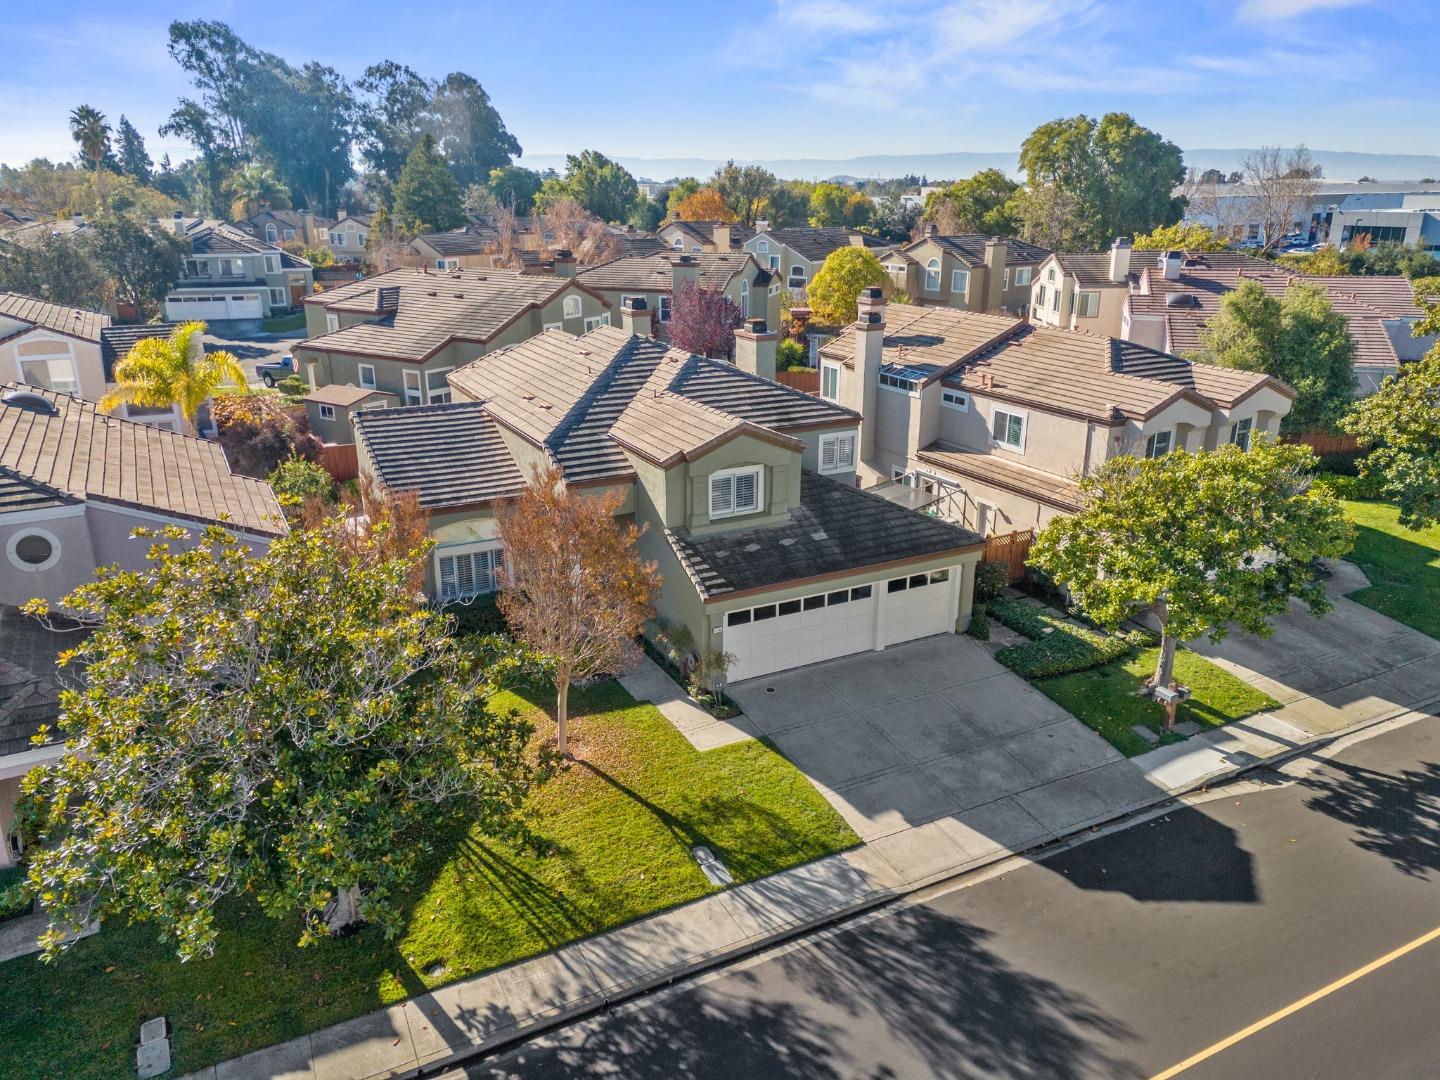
[710,475,733,516]
[734,471,758,511]
[821,438,837,470]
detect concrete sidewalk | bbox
[182,564,1440,1080]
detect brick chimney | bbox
[983,238,1007,311]
[1109,236,1133,282]
[552,248,576,279]
[852,288,886,460]
[620,295,653,337]
[734,318,777,381]
[670,253,700,293]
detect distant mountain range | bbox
[521,149,1440,185]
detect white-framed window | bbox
[738,282,749,318]
[437,544,504,601]
[691,245,702,253]
[941,388,969,411]
[18,354,78,395]
[317,403,336,421]
[818,432,856,473]
[269,288,286,305]
[991,408,1026,451]
[584,314,610,332]
[1013,266,1033,286]
[283,227,296,241]
[787,267,807,288]
[658,295,672,323]
[820,362,840,401]
[1145,430,1173,458]
[358,363,376,390]
[709,465,763,519]
[1002,268,1010,290]
[1047,266,1057,282]
[951,269,969,295]
[672,237,684,250]
[924,259,941,292]
[403,369,422,406]
[325,312,339,333]
[1229,416,1253,450]
[437,258,458,270]
[1051,288,1061,312]
[264,254,279,273]
[619,293,644,313]
[769,254,780,270]
[265,223,277,243]
[1036,285,1046,309]
[1075,291,1100,318]
[562,295,582,319]
[426,366,454,404]
[885,263,907,274]
[6,527,61,573]
[879,369,921,394]
[334,233,347,247]
[757,240,769,253]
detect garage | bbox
[722,566,959,683]
[164,291,263,321]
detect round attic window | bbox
[7,529,60,572]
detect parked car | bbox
[1234,238,1266,251]
[255,354,296,388]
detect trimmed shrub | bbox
[443,594,508,637]
[988,597,1048,639]
[1312,470,1384,501]
[974,561,1011,603]
[0,864,31,922]
[776,338,810,371]
[990,596,1143,678]
[966,603,990,641]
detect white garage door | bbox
[723,583,877,683]
[165,292,263,321]
[883,568,956,647]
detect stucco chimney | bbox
[983,237,1007,311]
[847,233,868,247]
[853,287,886,460]
[620,295,653,337]
[713,224,733,251]
[923,221,938,237]
[552,248,576,279]
[337,209,348,221]
[170,210,186,235]
[1109,236,1133,283]
[734,318,777,381]
[670,253,700,293]
[1161,250,1182,281]
[754,219,770,235]
[72,211,84,229]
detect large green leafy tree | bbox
[710,161,778,227]
[355,61,434,181]
[1195,279,1355,433]
[925,168,1019,235]
[1030,441,1354,689]
[159,100,233,215]
[808,182,872,229]
[807,247,890,325]
[486,165,543,215]
[0,232,107,309]
[536,150,639,223]
[428,73,523,190]
[758,181,812,228]
[86,212,188,318]
[21,519,539,960]
[1342,345,1440,529]
[665,177,701,219]
[113,116,152,184]
[1017,112,1184,249]
[392,133,465,233]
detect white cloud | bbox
[1236,0,1374,21]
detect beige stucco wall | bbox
[0,329,107,403]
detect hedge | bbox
[990,597,1147,679]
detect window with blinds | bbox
[819,433,856,473]
[709,466,763,519]
[438,547,504,601]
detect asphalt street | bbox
[461,712,1440,1079]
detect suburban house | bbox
[292,266,613,443]
[353,301,986,685]
[1029,238,1140,334]
[234,208,334,249]
[575,252,779,340]
[411,225,503,270]
[0,384,285,862]
[163,216,315,325]
[658,220,754,254]
[819,290,1296,537]
[743,223,888,294]
[301,383,396,446]
[0,292,190,430]
[325,211,372,255]
[1121,250,1434,394]
[881,230,1051,316]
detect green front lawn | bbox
[1033,647,1280,757]
[0,681,856,1079]
[1340,499,1440,640]
[261,312,306,333]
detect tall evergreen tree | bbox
[392,134,464,233]
[114,116,153,184]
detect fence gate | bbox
[983,528,1034,583]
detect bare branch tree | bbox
[1238,145,1322,252]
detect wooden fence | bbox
[319,442,359,483]
[776,368,819,394]
[1284,431,1361,456]
[982,528,1034,583]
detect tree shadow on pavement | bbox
[472,905,1142,1080]
[1299,757,1440,879]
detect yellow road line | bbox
[1149,924,1440,1080]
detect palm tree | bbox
[223,163,292,219]
[69,105,111,172]
[100,322,248,431]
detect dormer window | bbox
[1145,430,1173,458]
[264,224,277,243]
[1229,416,1253,450]
[924,259,941,292]
[819,433,855,473]
[709,465,763,519]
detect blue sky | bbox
[2,0,1432,171]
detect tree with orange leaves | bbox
[674,188,735,223]
[495,468,660,756]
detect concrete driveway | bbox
[203,331,304,387]
[729,635,1160,846]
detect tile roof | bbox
[0,384,285,535]
[353,402,527,510]
[917,441,1082,512]
[1052,252,1133,287]
[239,208,336,232]
[189,221,276,256]
[447,325,856,486]
[664,220,755,249]
[99,323,179,381]
[302,384,392,408]
[298,267,599,362]
[577,252,765,294]
[0,292,109,343]
[761,227,887,263]
[414,226,501,256]
[908,235,1052,268]
[667,471,983,599]
[820,303,1023,375]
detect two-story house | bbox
[819,290,1296,537]
[743,224,889,295]
[292,266,613,443]
[1028,237,1138,335]
[410,224,503,270]
[352,300,985,684]
[163,216,315,325]
[658,220,754,254]
[235,208,333,249]
[882,230,1051,315]
[575,252,778,339]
